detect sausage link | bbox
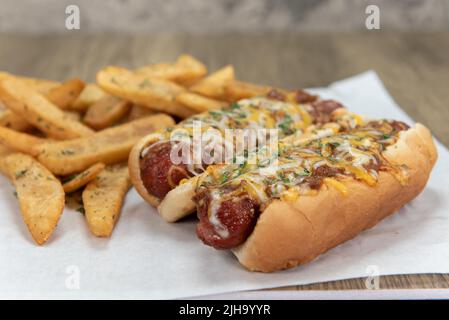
[196,194,259,249]
[140,142,191,199]
[311,100,344,124]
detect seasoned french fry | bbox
[174,55,208,86]
[0,71,60,95]
[0,145,13,176]
[0,73,57,132]
[190,65,235,99]
[46,78,85,109]
[83,164,131,237]
[62,162,105,193]
[63,110,82,122]
[71,83,107,112]
[223,80,273,101]
[0,126,47,156]
[83,95,132,130]
[97,66,194,118]
[22,79,61,95]
[127,104,156,121]
[3,153,65,245]
[175,92,228,112]
[0,77,94,139]
[136,54,207,85]
[0,106,32,131]
[34,114,174,175]
[0,144,12,157]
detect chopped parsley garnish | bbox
[278,172,290,183]
[138,79,151,88]
[237,161,249,175]
[15,170,27,179]
[219,171,230,184]
[111,77,120,85]
[61,173,77,184]
[298,168,311,176]
[209,111,222,120]
[328,141,340,148]
[230,102,241,110]
[278,114,293,135]
[60,149,75,156]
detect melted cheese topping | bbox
[142,97,319,176]
[159,97,312,142]
[324,178,348,196]
[207,189,230,238]
[197,119,409,217]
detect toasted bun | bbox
[158,176,198,222]
[128,133,163,207]
[233,123,437,272]
[128,131,207,222]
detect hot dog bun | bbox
[232,123,437,272]
[158,177,198,222]
[128,133,163,207]
[129,134,202,220]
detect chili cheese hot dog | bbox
[159,107,366,222]
[129,90,343,221]
[191,120,437,271]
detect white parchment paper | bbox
[0,71,448,299]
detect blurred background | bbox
[0,0,448,143]
[1,0,448,33]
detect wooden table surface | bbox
[1,32,448,291]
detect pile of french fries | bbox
[0,54,281,245]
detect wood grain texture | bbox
[0,32,447,290]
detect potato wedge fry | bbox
[0,106,32,131]
[136,54,207,85]
[63,110,82,122]
[0,126,47,156]
[127,104,156,121]
[3,153,65,245]
[62,162,105,193]
[0,144,13,176]
[223,80,274,101]
[0,144,12,158]
[0,74,60,132]
[0,77,94,139]
[71,83,107,112]
[174,55,208,86]
[0,71,60,95]
[34,114,174,175]
[97,66,194,118]
[22,78,61,95]
[46,78,85,110]
[190,65,235,99]
[175,92,228,112]
[83,95,132,130]
[83,164,131,237]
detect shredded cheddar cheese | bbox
[196,118,409,212]
[281,188,300,202]
[324,178,348,196]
